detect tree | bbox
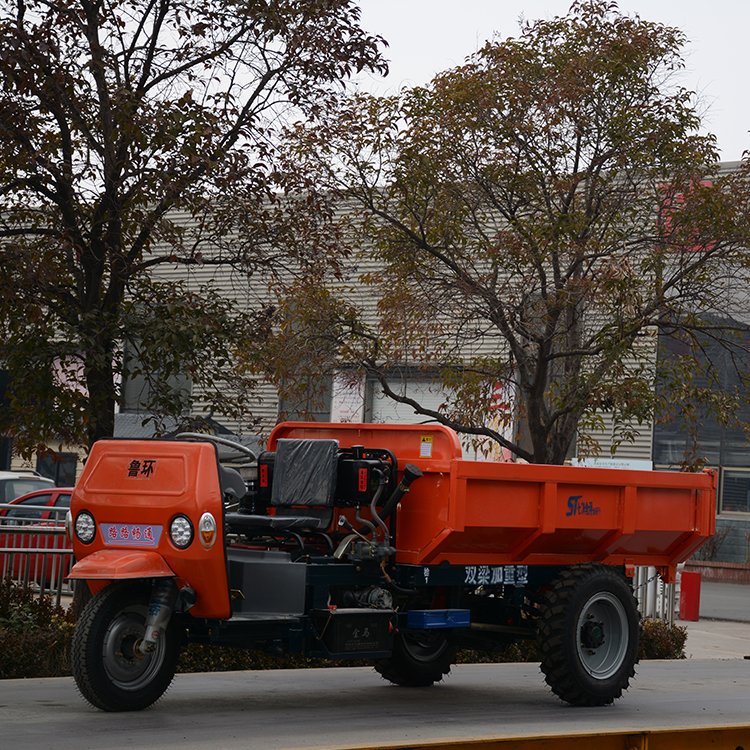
[287,0,750,464]
[0,0,386,455]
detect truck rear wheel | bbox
[537,564,639,706]
[72,582,180,711]
[375,629,454,687]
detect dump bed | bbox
[270,422,716,581]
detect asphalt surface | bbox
[3,579,746,749]
[2,660,749,750]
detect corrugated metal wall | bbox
[141,207,660,459]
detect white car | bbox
[0,470,55,503]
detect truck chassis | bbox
[67,422,714,711]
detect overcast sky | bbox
[356,1,748,162]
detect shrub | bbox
[456,639,541,664]
[0,578,76,678]
[177,645,342,673]
[638,618,687,660]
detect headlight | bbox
[198,512,217,549]
[75,511,96,544]
[169,515,194,549]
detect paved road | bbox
[3,661,749,750]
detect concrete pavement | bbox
[678,618,750,659]
[700,579,750,622]
[678,577,750,659]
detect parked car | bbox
[0,470,55,503]
[0,486,73,520]
[0,486,74,587]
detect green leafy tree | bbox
[0,0,386,454]
[287,0,750,464]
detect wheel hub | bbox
[580,619,605,649]
[103,609,162,688]
[575,590,630,680]
[119,637,146,661]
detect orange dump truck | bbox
[68,422,714,712]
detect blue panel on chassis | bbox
[406,609,471,629]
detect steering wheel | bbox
[175,432,258,462]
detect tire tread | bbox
[375,632,454,687]
[71,582,179,712]
[537,564,639,707]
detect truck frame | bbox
[68,422,715,711]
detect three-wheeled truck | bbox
[68,422,715,711]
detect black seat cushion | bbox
[226,438,339,535]
[226,510,329,532]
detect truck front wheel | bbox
[375,629,454,687]
[71,582,180,711]
[537,565,639,706]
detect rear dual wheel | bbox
[537,564,639,706]
[72,583,180,711]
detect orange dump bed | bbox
[271,423,716,581]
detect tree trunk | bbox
[84,344,117,447]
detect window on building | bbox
[720,471,750,514]
[366,374,447,424]
[278,374,333,422]
[121,338,191,414]
[654,317,750,521]
[36,452,78,485]
[653,317,750,469]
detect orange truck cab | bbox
[68,423,714,712]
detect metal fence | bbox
[0,503,74,607]
[633,565,678,626]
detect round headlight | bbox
[198,512,217,549]
[169,514,193,549]
[75,511,96,544]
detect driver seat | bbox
[225,438,339,533]
[219,465,248,504]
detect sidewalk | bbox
[677,578,750,659]
[678,618,750,659]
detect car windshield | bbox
[54,494,72,508]
[1,479,54,502]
